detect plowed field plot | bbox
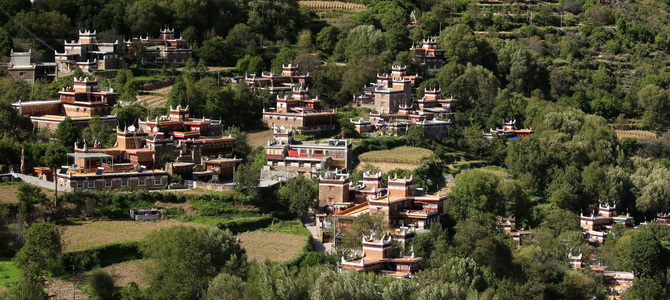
[237,231,307,262]
[61,220,205,252]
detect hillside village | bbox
[1,0,670,299]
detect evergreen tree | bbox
[54,117,79,148]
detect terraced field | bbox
[138,85,173,108]
[299,1,367,10]
[615,130,657,141]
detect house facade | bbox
[409,39,446,72]
[263,128,351,180]
[262,86,338,133]
[125,28,192,64]
[55,152,168,191]
[340,232,423,278]
[245,64,312,95]
[352,88,456,139]
[55,30,126,74]
[12,77,118,130]
[7,50,58,84]
[314,171,445,243]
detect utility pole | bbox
[332,216,337,253]
[72,265,76,300]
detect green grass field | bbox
[359,146,434,164]
[0,257,20,289]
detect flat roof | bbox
[67,153,112,159]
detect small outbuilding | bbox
[129,208,163,221]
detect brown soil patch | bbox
[237,231,306,262]
[0,184,54,204]
[247,128,274,148]
[150,85,173,96]
[101,260,153,289]
[61,220,206,252]
[45,278,89,300]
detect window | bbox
[138,178,146,186]
[87,181,95,189]
[77,181,84,189]
[121,179,128,187]
[105,180,112,188]
[154,177,162,185]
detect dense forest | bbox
[1,0,670,299]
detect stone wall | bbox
[13,173,73,192]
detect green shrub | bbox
[87,269,116,300]
[63,243,141,273]
[165,207,185,216]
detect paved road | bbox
[305,223,334,253]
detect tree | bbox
[279,175,318,217]
[0,28,13,56]
[638,85,670,130]
[633,166,670,213]
[449,64,500,112]
[406,125,426,147]
[16,184,47,226]
[247,0,302,41]
[234,163,260,196]
[339,213,390,250]
[236,55,265,75]
[439,24,485,65]
[125,0,163,34]
[463,126,489,156]
[624,277,665,300]
[0,137,20,172]
[205,272,246,300]
[247,263,303,300]
[197,36,236,66]
[448,170,502,219]
[623,230,664,279]
[82,116,115,146]
[310,269,376,300]
[141,226,247,299]
[42,142,68,170]
[316,26,339,54]
[559,269,606,299]
[223,126,251,159]
[9,267,48,300]
[55,117,79,148]
[113,103,148,127]
[547,165,586,212]
[297,29,314,53]
[14,222,63,275]
[87,269,116,300]
[344,25,385,60]
[271,47,297,74]
[453,217,514,276]
[381,279,415,300]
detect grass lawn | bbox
[0,257,20,289]
[61,220,205,252]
